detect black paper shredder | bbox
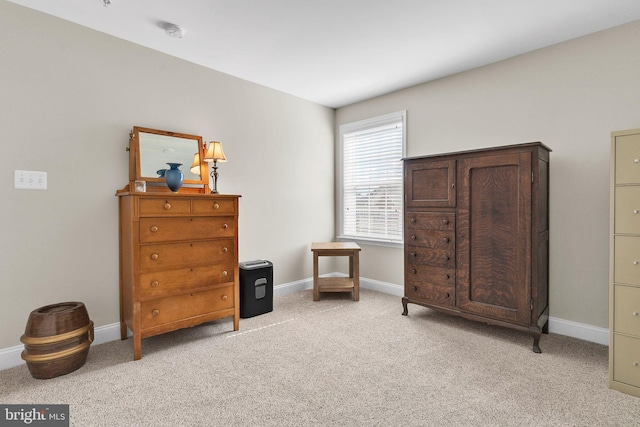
[239,260,273,318]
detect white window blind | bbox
[339,111,405,244]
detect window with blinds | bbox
[338,111,406,245]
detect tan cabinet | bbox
[610,128,640,397]
[118,193,240,360]
[403,143,550,352]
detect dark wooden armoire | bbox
[402,142,550,352]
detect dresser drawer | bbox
[615,133,640,185]
[139,239,235,270]
[406,229,454,250]
[405,281,455,307]
[192,198,236,215]
[614,285,640,336]
[140,217,236,243]
[141,285,234,329]
[407,246,455,268]
[139,264,235,300]
[406,265,455,287]
[139,198,191,216]
[615,186,640,234]
[614,236,640,286]
[613,334,640,388]
[406,212,455,231]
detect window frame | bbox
[337,110,406,248]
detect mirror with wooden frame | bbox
[128,126,210,193]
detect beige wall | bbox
[336,19,640,329]
[0,2,335,349]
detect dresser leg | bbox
[402,297,409,316]
[120,322,127,340]
[133,336,141,361]
[531,330,542,354]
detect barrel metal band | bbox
[20,321,94,345]
[21,340,91,363]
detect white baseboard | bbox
[0,275,609,371]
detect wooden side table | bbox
[311,242,361,301]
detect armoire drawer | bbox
[407,247,455,268]
[615,186,640,234]
[139,264,235,300]
[139,239,235,270]
[613,334,640,388]
[406,212,455,231]
[405,281,455,307]
[138,198,191,216]
[406,229,454,250]
[141,285,234,329]
[406,265,455,287]
[614,285,640,336]
[139,217,236,243]
[614,236,640,286]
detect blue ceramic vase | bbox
[164,163,184,192]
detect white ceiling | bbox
[8,0,640,108]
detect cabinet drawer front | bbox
[406,265,455,287]
[615,133,640,184]
[140,217,236,243]
[405,281,455,307]
[192,198,236,215]
[407,247,454,268]
[613,334,640,388]
[140,239,235,270]
[406,230,454,250]
[614,236,640,286]
[139,264,235,299]
[139,198,191,215]
[615,186,640,234]
[406,213,455,231]
[141,286,234,329]
[614,285,640,336]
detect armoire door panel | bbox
[457,152,532,324]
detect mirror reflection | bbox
[139,132,202,181]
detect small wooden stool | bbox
[311,242,361,301]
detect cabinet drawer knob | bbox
[634,210,639,214]
[634,361,639,367]
[222,223,229,229]
[444,274,450,280]
[410,218,416,224]
[443,237,450,243]
[150,253,159,261]
[634,261,639,265]
[633,312,639,316]
[214,203,220,209]
[411,235,416,240]
[634,159,640,163]
[150,225,159,232]
[412,286,417,291]
[152,309,159,317]
[163,202,172,210]
[443,219,449,225]
[410,252,416,257]
[222,247,228,253]
[151,280,159,288]
[444,256,450,261]
[411,269,417,274]
[221,295,228,301]
[445,293,450,298]
[222,270,228,276]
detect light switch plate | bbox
[15,170,47,190]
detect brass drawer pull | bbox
[152,309,159,317]
[151,281,159,288]
[221,295,228,301]
[150,226,159,232]
[163,202,172,210]
[222,270,228,276]
[222,247,228,253]
[150,254,159,261]
[214,203,220,209]
[222,223,229,229]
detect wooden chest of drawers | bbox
[610,128,640,397]
[117,193,240,360]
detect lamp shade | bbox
[204,141,227,163]
[190,152,200,174]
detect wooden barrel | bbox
[20,302,94,379]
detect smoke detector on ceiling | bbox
[163,23,185,39]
